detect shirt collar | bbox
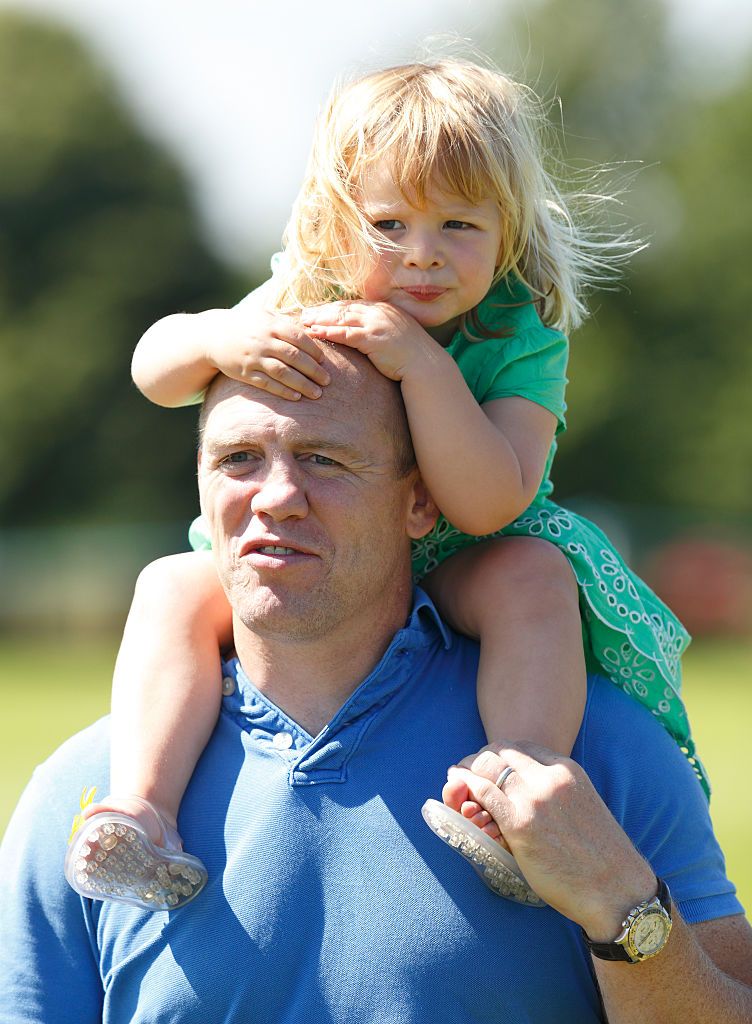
[405,586,453,649]
[222,586,452,735]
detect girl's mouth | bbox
[401,286,448,302]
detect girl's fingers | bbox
[304,325,362,347]
[242,371,304,401]
[255,358,325,400]
[301,302,362,325]
[274,341,331,386]
[276,327,327,363]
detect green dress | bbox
[409,276,708,797]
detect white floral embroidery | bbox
[511,507,574,539]
[410,499,704,794]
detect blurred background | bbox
[1,0,750,910]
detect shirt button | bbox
[273,731,294,750]
[221,676,236,696]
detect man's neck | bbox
[232,586,412,736]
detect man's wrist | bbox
[582,878,673,964]
[578,863,659,942]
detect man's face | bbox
[198,355,434,642]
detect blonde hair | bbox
[272,58,633,334]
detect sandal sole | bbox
[421,799,546,906]
[64,811,207,911]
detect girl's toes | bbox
[481,819,503,841]
[460,799,483,820]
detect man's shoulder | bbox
[43,714,111,777]
[578,675,743,919]
[581,673,681,747]
[577,674,708,822]
[579,674,686,765]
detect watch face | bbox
[631,909,670,956]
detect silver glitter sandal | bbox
[64,794,207,911]
[421,799,546,907]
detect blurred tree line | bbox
[0,1,750,537]
[0,12,240,529]
[491,0,752,523]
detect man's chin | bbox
[233,588,334,641]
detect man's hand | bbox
[207,307,331,401]
[444,742,657,940]
[301,300,437,382]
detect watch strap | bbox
[585,936,636,962]
[582,877,672,963]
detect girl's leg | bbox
[88,550,232,842]
[422,537,586,838]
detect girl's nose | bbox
[404,232,443,270]
[250,460,309,522]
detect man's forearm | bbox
[443,741,752,1020]
[595,912,752,1024]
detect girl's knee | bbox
[477,537,577,603]
[132,552,214,612]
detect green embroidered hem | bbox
[411,498,709,799]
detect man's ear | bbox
[405,474,440,540]
[196,448,210,525]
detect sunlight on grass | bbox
[0,638,114,830]
[681,640,752,916]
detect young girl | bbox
[65,57,705,911]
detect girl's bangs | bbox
[362,125,497,208]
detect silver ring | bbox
[494,766,515,790]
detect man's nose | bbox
[250,458,309,521]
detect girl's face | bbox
[359,165,503,344]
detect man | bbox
[1,346,750,1023]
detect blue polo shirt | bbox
[0,591,742,1023]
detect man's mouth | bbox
[239,538,316,561]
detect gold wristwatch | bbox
[582,877,673,963]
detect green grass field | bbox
[0,636,750,914]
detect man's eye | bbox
[373,219,403,231]
[220,451,256,470]
[299,452,338,467]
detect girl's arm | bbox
[402,371,556,534]
[302,301,556,534]
[132,281,329,408]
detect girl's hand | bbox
[208,307,331,401]
[301,301,436,382]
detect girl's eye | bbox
[445,220,472,230]
[373,219,403,232]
